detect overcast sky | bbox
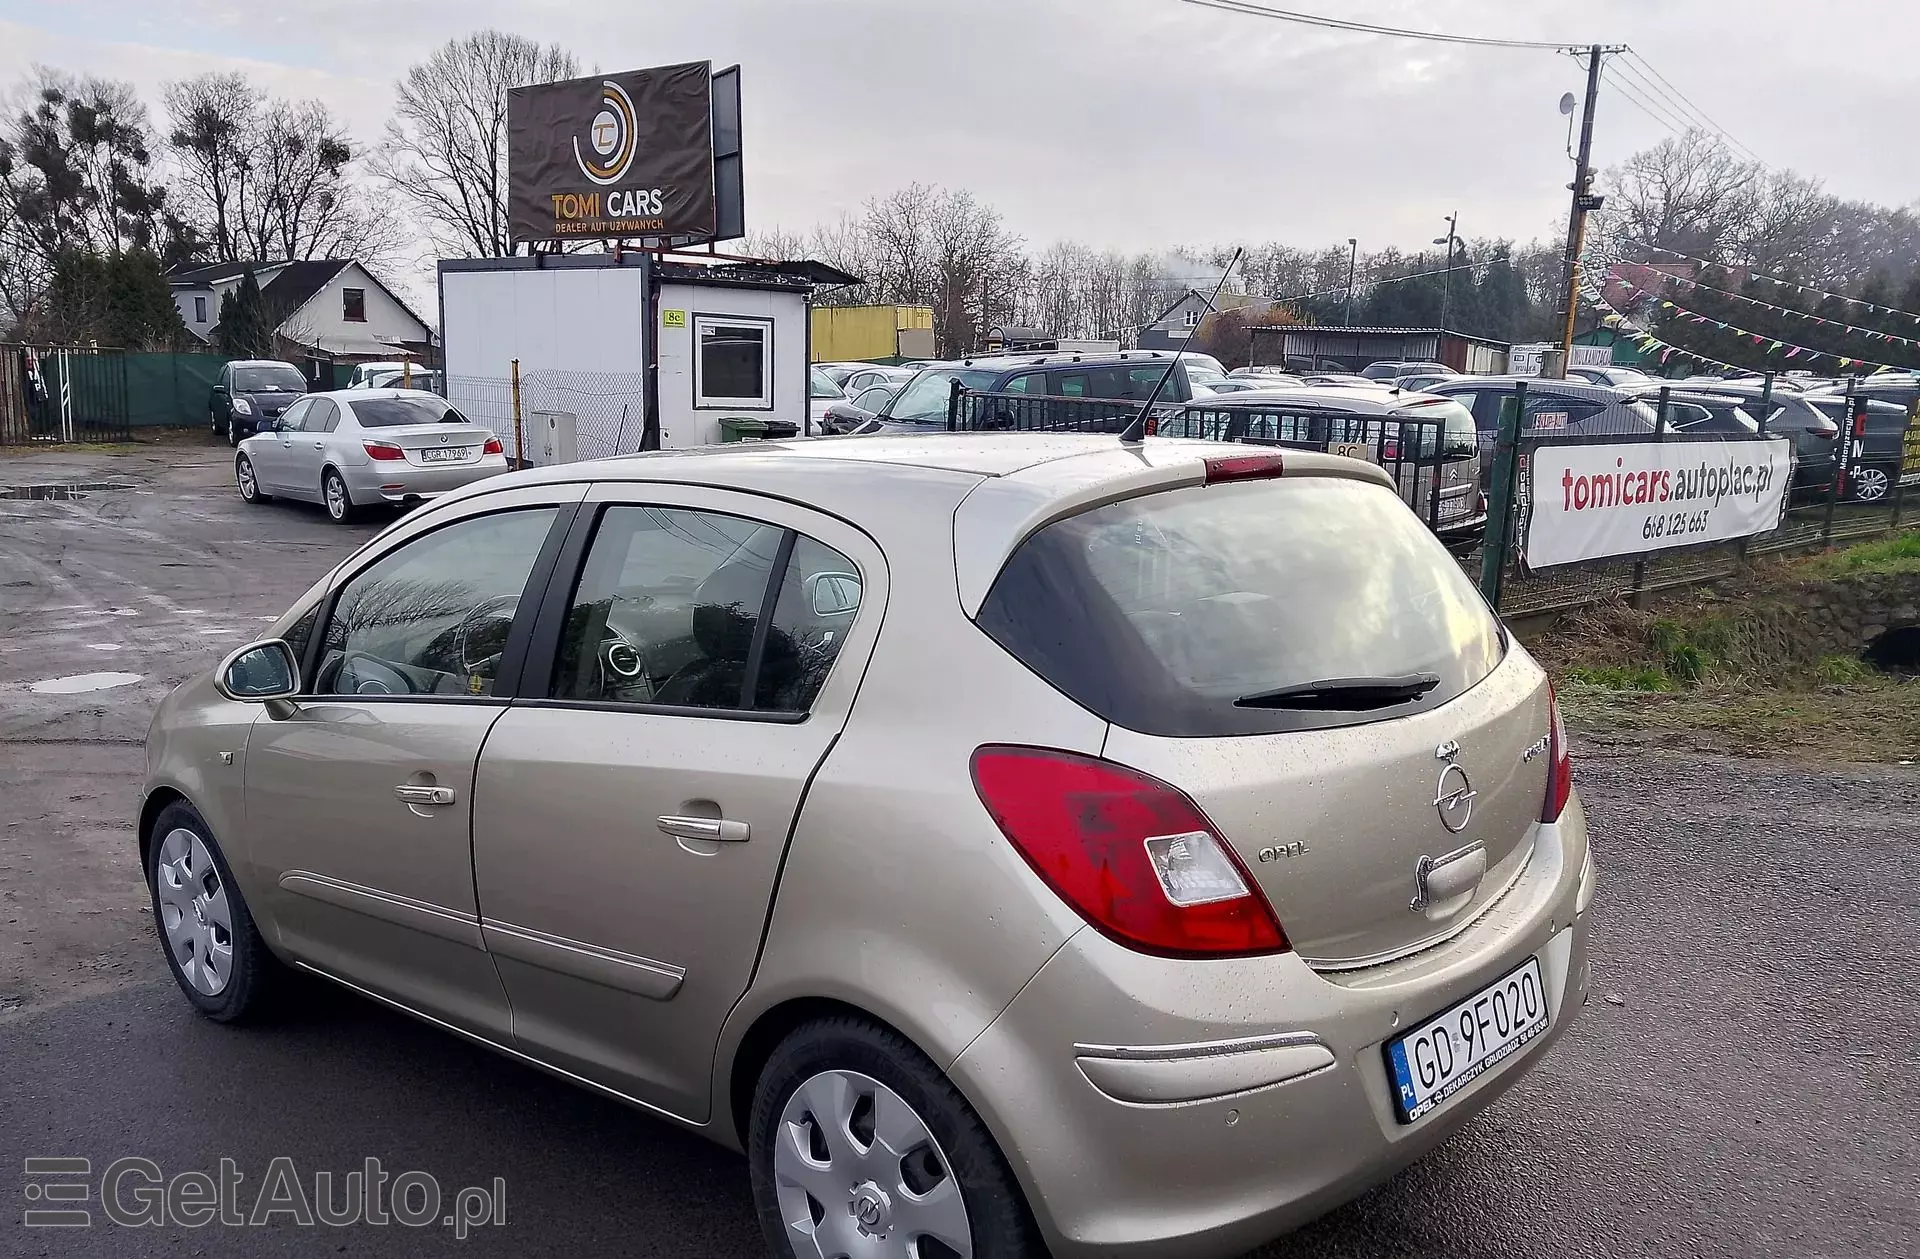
[3,0,1916,264]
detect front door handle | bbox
[395,784,456,807]
[657,815,749,843]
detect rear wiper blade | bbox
[1235,672,1441,710]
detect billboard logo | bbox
[574,80,636,186]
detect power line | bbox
[1622,50,1762,163]
[1600,64,1697,137]
[1178,0,1589,50]
[1607,55,1764,163]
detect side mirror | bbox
[214,639,300,716]
[807,573,862,617]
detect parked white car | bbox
[233,389,509,523]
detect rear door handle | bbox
[657,815,749,843]
[395,784,456,807]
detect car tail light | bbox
[970,745,1289,958]
[1541,685,1573,823]
[1203,452,1286,483]
[483,436,504,456]
[364,441,405,461]
[1381,438,1400,461]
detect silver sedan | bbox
[233,389,510,523]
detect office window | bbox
[193,296,207,323]
[342,288,367,322]
[693,315,774,410]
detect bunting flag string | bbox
[1578,283,1907,376]
[1619,237,1920,326]
[1611,267,1920,350]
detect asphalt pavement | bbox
[2,444,1916,1258]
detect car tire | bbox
[1849,464,1891,502]
[225,417,241,448]
[322,469,359,524]
[235,453,270,504]
[748,1015,1044,1259]
[145,800,283,1023]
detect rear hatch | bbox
[368,423,491,467]
[977,469,1553,968]
[348,393,492,467]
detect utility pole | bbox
[1556,44,1615,376]
[1344,238,1358,326]
[1434,211,1460,332]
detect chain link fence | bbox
[446,371,649,464]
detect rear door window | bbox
[978,476,1504,736]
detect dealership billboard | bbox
[1523,437,1794,570]
[507,62,719,245]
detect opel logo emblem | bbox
[1434,763,1476,833]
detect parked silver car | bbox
[145,433,1591,1259]
[233,389,508,523]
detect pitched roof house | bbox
[169,260,434,362]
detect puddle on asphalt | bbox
[0,482,136,500]
[29,671,144,694]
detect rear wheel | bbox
[145,800,282,1022]
[322,469,358,524]
[749,1016,1043,1259]
[235,453,270,503]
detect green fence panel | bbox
[124,353,230,427]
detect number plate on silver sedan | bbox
[419,446,465,462]
[1385,957,1547,1122]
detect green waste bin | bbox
[718,417,769,443]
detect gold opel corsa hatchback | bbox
[142,433,1594,1259]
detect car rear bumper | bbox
[949,795,1594,1259]
[341,456,510,504]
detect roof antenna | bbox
[1121,246,1243,443]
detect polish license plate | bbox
[419,446,465,462]
[1384,957,1548,1123]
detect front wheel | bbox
[225,416,241,447]
[145,800,283,1022]
[322,469,359,524]
[749,1016,1043,1259]
[235,453,270,504]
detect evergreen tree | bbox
[215,266,272,358]
[45,247,186,347]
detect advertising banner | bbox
[1524,437,1794,570]
[507,62,716,244]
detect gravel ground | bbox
[1,444,1915,1258]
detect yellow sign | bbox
[662,309,687,328]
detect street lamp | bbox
[1432,211,1461,332]
[1344,238,1358,327]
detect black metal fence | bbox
[947,387,1480,539]
[1477,380,1918,617]
[0,345,133,445]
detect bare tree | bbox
[163,72,261,263]
[371,31,578,258]
[1600,129,1762,260]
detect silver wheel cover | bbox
[1852,466,1889,501]
[236,458,256,498]
[774,1069,972,1258]
[326,475,346,518]
[154,828,234,996]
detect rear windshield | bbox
[349,395,466,427]
[978,477,1504,736]
[886,369,1001,424]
